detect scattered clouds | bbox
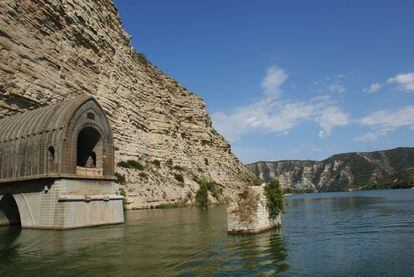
[366,83,382,93]
[356,106,414,141]
[387,72,414,92]
[212,66,349,142]
[328,84,346,93]
[261,66,287,97]
[234,144,325,164]
[214,66,414,145]
[315,106,349,137]
[366,72,414,94]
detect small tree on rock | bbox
[264,179,285,219]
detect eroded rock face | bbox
[247,147,414,192]
[0,0,256,208]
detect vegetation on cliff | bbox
[195,181,209,208]
[0,0,257,210]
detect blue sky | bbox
[113,0,414,163]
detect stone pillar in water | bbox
[227,184,281,234]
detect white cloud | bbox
[234,144,325,164]
[366,72,414,94]
[212,66,349,142]
[314,106,349,137]
[366,83,382,93]
[328,84,345,93]
[387,72,414,92]
[261,66,288,97]
[355,129,393,142]
[356,106,414,141]
[212,98,315,141]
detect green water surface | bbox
[0,189,413,276]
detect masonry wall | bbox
[227,184,281,234]
[0,179,124,229]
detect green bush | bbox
[264,179,286,219]
[137,52,149,65]
[152,160,161,167]
[174,173,184,183]
[173,165,184,171]
[119,187,127,209]
[127,160,144,170]
[196,181,209,208]
[166,159,173,168]
[139,172,148,179]
[115,172,126,184]
[117,161,130,168]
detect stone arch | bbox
[0,194,21,226]
[0,95,114,182]
[76,127,103,169]
[47,146,55,173]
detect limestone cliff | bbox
[247,147,414,192]
[0,0,257,208]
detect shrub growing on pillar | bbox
[264,179,285,219]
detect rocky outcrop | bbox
[247,147,414,192]
[0,0,257,208]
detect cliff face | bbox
[0,0,256,208]
[247,147,414,192]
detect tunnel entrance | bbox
[77,127,102,168]
[0,194,21,226]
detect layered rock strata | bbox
[0,0,256,208]
[247,147,414,192]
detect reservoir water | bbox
[0,189,413,276]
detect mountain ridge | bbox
[246,147,414,192]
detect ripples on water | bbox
[0,189,413,276]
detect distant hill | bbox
[246,147,414,192]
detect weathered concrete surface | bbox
[227,184,281,234]
[0,179,124,229]
[0,0,257,209]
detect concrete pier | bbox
[227,184,281,234]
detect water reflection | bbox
[281,189,414,276]
[0,206,288,276]
[0,227,21,266]
[1,190,413,276]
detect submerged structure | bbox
[227,184,281,234]
[0,96,124,229]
